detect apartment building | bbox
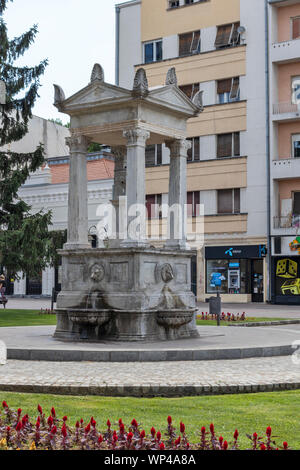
[269,0,300,305]
[116,0,268,303]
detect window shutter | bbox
[234,188,240,213]
[145,145,156,167]
[231,23,240,45]
[217,133,232,158]
[234,132,240,156]
[191,31,201,53]
[292,17,300,39]
[218,189,233,214]
[217,79,232,95]
[215,24,232,48]
[230,77,240,101]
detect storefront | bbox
[271,236,300,305]
[205,245,267,303]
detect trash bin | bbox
[209,295,221,317]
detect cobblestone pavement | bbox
[0,356,300,396]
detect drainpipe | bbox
[115,6,120,86]
[265,0,272,302]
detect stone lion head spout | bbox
[90,264,105,283]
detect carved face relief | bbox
[90,264,105,283]
[161,264,174,283]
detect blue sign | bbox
[229,262,240,268]
[210,272,223,287]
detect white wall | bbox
[201,26,217,53]
[200,135,216,160]
[118,1,142,89]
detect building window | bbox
[217,77,240,104]
[146,194,162,219]
[168,0,179,7]
[145,144,162,167]
[179,83,200,100]
[179,31,201,56]
[293,192,300,216]
[292,134,300,158]
[292,17,300,40]
[144,40,163,64]
[217,132,240,158]
[187,137,200,161]
[187,191,200,217]
[292,76,300,105]
[215,23,240,49]
[217,188,240,214]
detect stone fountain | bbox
[53,64,203,342]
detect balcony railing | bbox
[274,215,300,229]
[273,102,299,115]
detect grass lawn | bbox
[196,317,290,326]
[0,310,56,327]
[1,391,299,449]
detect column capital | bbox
[123,128,150,146]
[66,135,91,153]
[165,139,191,158]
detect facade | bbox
[269,0,300,305]
[116,0,269,303]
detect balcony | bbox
[271,38,300,64]
[272,157,300,180]
[272,102,300,122]
[273,215,300,236]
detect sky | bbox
[4,0,119,124]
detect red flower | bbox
[219,436,224,445]
[266,426,272,437]
[119,422,125,434]
[127,432,133,442]
[210,423,215,435]
[151,427,156,438]
[140,430,146,439]
[51,407,56,417]
[283,442,288,450]
[159,442,165,450]
[223,440,228,450]
[75,421,80,429]
[175,436,181,446]
[36,420,40,430]
[17,408,22,416]
[48,416,53,427]
[2,401,8,408]
[131,419,138,428]
[186,442,190,449]
[16,421,22,432]
[98,435,103,444]
[63,416,68,422]
[201,426,206,434]
[51,426,57,435]
[61,424,67,438]
[253,432,258,441]
[234,429,239,440]
[118,418,123,426]
[91,417,96,428]
[22,415,28,426]
[180,422,185,434]
[85,423,91,434]
[167,416,172,425]
[107,419,111,428]
[80,419,84,425]
[113,431,118,443]
[156,431,162,442]
[37,404,43,415]
[260,444,266,451]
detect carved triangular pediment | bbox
[147,85,199,116]
[59,82,132,110]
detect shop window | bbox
[217,132,240,158]
[144,40,163,64]
[146,194,162,219]
[292,134,300,158]
[215,23,240,49]
[145,144,162,167]
[179,31,201,56]
[179,83,200,100]
[292,17,300,40]
[187,137,200,162]
[217,77,240,104]
[187,191,200,217]
[275,258,300,297]
[206,259,248,295]
[292,76,300,105]
[217,188,240,214]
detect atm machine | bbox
[228,268,241,294]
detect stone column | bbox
[64,135,91,250]
[122,128,150,247]
[110,146,127,245]
[165,139,191,250]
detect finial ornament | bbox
[132,68,149,97]
[192,90,204,111]
[53,84,65,104]
[165,67,178,86]
[91,63,105,83]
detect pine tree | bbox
[0,0,53,279]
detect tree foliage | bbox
[0,0,52,277]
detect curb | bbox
[230,320,300,328]
[0,381,299,398]
[7,344,295,362]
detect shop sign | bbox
[206,245,267,260]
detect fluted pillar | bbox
[165,139,191,250]
[110,146,127,246]
[122,128,150,247]
[64,135,91,250]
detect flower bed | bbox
[0,401,289,450]
[197,312,246,322]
